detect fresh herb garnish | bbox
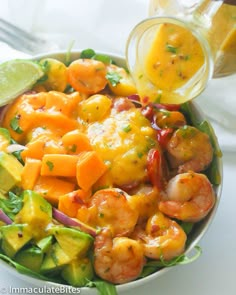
[86,280,117,295]
[0,191,23,220]
[106,72,122,86]
[140,246,202,278]
[10,116,23,134]
[92,54,112,65]
[137,151,144,159]
[122,124,132,133]
[46,161,54,171]
[80,48,96,59]
[166,44,178,54]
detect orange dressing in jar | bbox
[126,0,236,104]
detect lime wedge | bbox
[0,59,44,107]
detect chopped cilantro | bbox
[106,71,122,86]
[137,152,143,159]
[46,161,54,171]
[93,54,112,65]
[122,124,132,133]
[166,44,178,54]
[80,48,96,59]
[0,191,23,220]
[10,116,23,134]
[40,60,50,72]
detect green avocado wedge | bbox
[49,226,93,260]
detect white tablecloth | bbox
[0,1,236,295]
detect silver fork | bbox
[0,18,59,54]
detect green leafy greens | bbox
[140,246,202,278]
[181,102,222,185]
[0,191,23,220]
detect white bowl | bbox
[0,50,223,294]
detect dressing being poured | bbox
[126,1,236,105]
[133,23,205,104]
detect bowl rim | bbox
[0,49,223,293]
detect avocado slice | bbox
[0,128,11,152]
[14,190,52,239]
[36,235,54,253]
[49,226,93,260]
[0,224,32,258]
[61,257,93,287]
[40,242,72,274]
[0,151,23,193]
[14,246,44,272]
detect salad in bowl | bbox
[0,49,222,294]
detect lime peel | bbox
[0,59,44,107]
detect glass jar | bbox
[126,0,236,104]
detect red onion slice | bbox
[52,208,98,237]
[0,209,13,225]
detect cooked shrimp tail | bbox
[159,172,216,222]
[94,228,145,284]
[132,211,187,261]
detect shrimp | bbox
[67,58,108,94]
[159,172,216,222]
[155,109,186,129]
[94,228,145,284]
[78,188,138,237]
[166,125,213,173]
[131,211,186,261]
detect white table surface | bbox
[0,1,236,294]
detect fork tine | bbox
[0,18,42,44]
[0,30,39,54]
[0,18,59,54]
[0,31,31,53]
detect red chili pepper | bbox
[153,103,181,111]
[141,104,155,121]
[147,148,163,190]
[157,128,173,149]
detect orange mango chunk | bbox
[58,189,91,218]
[21,134,66,162]
[45,91,82,117]
[33,176,75,205]
[62,130,93,154]
[76,151,107,191]
[41,154,79,177]
[21,158,42,190]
